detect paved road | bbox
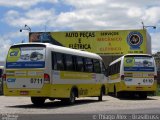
[0,95,160,120]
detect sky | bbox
[0,0,160,61]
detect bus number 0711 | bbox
[30,78,43,84]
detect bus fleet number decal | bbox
[143,79,153,83]
[30,78,43,84]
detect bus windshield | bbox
[6,46,45,69]
[124,56,154,72]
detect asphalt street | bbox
[0,95,160,120]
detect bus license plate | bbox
[20,91,29,95]
[136,87,143,90]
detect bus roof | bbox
[11,43,102,60]
[109,54,152,66]
[123,54,152,57]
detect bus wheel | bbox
[31,97,45,106]
[117,92,122,98]
[67,90,76,105]
[139,93,147,99]
[49,98,55,101]
[114,87,121,98]
[98,88,104,101]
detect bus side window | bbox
[65,54,74,71]
[56,53,65,70]
[117,61,120,73]
[0,69,2,78]
[93,59,101,73]
[76,56,84,72]
[113,61,120,75]
[110,65,113,75]
[110,61,121,75]
[115,64,117,73]
[84,58,93,72]
[51,52,57,70]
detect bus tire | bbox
[98,87,105,101]
[31,97,45,106]
[114,86,117,97]
[139,93,147,99]
[67,90,76,105]
[49,98,55,101]
[114,86,121,98]
[116,92,121,98]
[98,90,103,101]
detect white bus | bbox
[3,43,107,106]
[107,54,157,98]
